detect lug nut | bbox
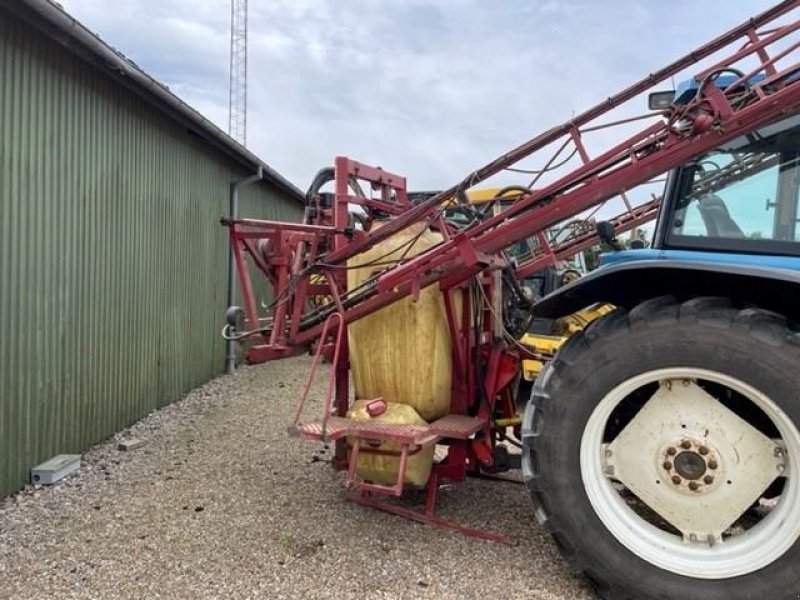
[663,461,673,470]
[681,440,692,450]
[688,482,699,491]
[704,475,714,484]
[708,460,718,470]
[698,446,709,456]
[667,447,677,456]
[671,475,682,485]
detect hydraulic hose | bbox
[305,167,335,205]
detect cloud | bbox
[59,0,780,212]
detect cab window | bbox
[667,115,800,254]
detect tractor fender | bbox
[533,259,800,321]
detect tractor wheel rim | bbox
[580,367,800,579]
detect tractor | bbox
[523,105,800,598]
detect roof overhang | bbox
[2,0,305,204]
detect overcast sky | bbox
[58,0,779,195]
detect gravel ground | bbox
[0,356,597,599]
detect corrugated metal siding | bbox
[0,11,302,497]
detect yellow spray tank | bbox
[345,220,458,486]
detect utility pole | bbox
[229,0,247,146]
[226,0,257,374]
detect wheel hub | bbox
[674,452,705,479]
[659,437,721,495]
[603,379,783,542]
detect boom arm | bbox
[225,1,800,364]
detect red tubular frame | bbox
[298,1,800,270]
[225,2,800,360]
[222,1,800,540]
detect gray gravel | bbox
[0,356,597,599]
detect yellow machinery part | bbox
[519,333,565,381]
[557,303,615,336]
[440,187,518,208]
[520,303,615,381]
[493,416,522,428]
[309,273,328,308]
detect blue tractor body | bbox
[598,248,800,271]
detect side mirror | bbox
[648,90,675,111]
[596,221,617,245]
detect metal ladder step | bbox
[295,414,486,445]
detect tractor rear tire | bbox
[522,296,800,600]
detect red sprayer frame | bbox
[223,1,800,539]
[226,158,520,538]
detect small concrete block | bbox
[31,454,81,485]
[118,438,145,452]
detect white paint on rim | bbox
[580,367,800,579]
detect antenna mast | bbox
[229,0,247,146]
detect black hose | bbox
[305,167,335,205]
[478,185,533,218]
[502,268,532,310]
[695,68,747,101]
[503,147,580,178]
[494,185,533,198]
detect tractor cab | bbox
[658,113,800,254]
[535,113,800,323]
[597,104,800,271]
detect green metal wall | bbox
[0,10,303,497]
